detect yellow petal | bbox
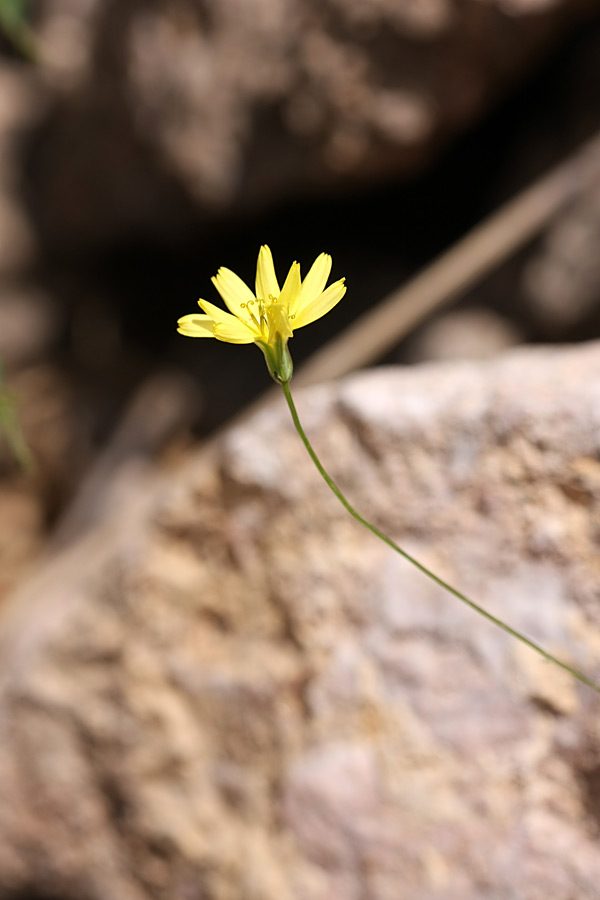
[177,314,215,337]
[213,321,256,344]
[292,279,346,329]
[197,297,251,329]
[211,267,256,320]
[292,253,332,316]
[255,245,280,301]
[278,261,301,313]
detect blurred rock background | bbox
[2,1,600,897]
[2,0,600,509]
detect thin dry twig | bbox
[293,129,600,388]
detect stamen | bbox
[240,299,261,331]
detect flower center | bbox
[241,294,293,344]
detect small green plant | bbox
[0,361,32,471]
[0,0,36,59]
[178,246,600,694]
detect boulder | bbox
[30,0,600,251]
[525,176,600,332]
[1,342,600,898]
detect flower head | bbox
[177,245,346,383]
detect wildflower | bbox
[177,245,346,383]
[176,247,600,696]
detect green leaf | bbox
[0,362,33,472]
[0,0,37,60]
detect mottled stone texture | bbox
[31,0,600,250]
[1,343,600,898]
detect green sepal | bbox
[256,334,294,384]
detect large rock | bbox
[30,0,600,251]
[525,175,600,332]
[1,342,600,899]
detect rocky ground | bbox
[1,343,600,899]
[2,3,600,896]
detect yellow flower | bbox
[177,245,346,382]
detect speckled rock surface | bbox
[30,0,600,250]
[1,343,600,899]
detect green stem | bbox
[281,380,600,694]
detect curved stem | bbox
[281,380,600,694]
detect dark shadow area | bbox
[577,761,600,835]
[26,11,600,433]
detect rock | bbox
[0,62,40,275]
[0,481,42,606]
[524,177,600,332]
[407,307,523,362]
[0,284,59,371]
[2,364,90,514]
[29,0,600,251]
[0,60,57,380]
[1,342,600,898]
